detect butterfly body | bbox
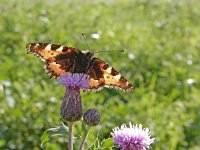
[26,43,133,92]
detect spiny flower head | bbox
[60,73,90,90]
[111,122,155,150]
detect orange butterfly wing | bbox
[27,43,133,92]
[26,43,80,78]
[87,58,133,92]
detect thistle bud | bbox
[59,73,90,122]
[83,108,100,126]
[60,89,82,122]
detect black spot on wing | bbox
[102,64,109,70]
[62,46,69,52]
[119,76,127,83]
[38,43,48,49]
[51,44,61,50]
[111,68,119,76]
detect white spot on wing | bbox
[56,46,63,52]
[114,74,121,80]
[106,67,112,74]
[45,44,52,50]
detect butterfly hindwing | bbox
[44,59,65,78]
[86,58,105,91]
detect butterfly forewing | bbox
[27,43,81,78]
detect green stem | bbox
[68,122,74,150]
[79,127,91,150]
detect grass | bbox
[0,0,200,149]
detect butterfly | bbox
[26,43,133,92]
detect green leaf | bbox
[40,124,68,147]
[101,138,113,149]
[88,135,100,149]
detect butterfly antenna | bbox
[82,33,91,51]
[93,49,125,53]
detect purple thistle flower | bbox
[59,73,90,122]
[111,122,155,150]
[60,73,90,90]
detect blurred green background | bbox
[0,0,200,149]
